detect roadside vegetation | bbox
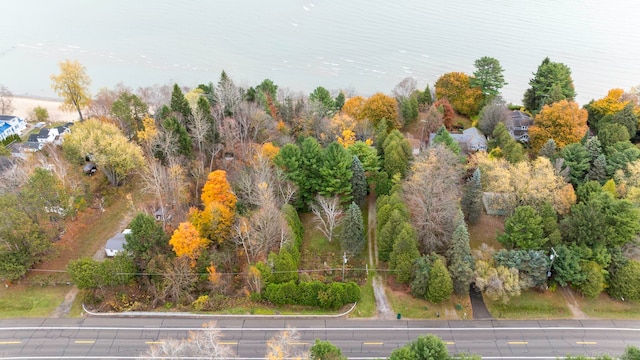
[0,55,639,324]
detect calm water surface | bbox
[1,0,639,105]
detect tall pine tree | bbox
[389,222,420,284]
[341,202,365,256]
[461,168,483,225]
[350,155,367,206]
[319,142,353,202]
[170,83,192,125]
[447,222,474,295]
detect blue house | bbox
[0,115,27,141]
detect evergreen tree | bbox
[319,142,353,202]
[334,92,345,111]
[124,213,169,272]
[163,116,192,157]
[399,96,419,126]
[498,206,547,250]
[588,154,607,183]
[538,138,557,159]
[551,244,586,286]
[431,125,461,155]
[389,222,420,284]
[471,56,507,98]
[417,84,433,106]
[447,222,474,295]
[461,168,483,225]
[523,57,576,113]
[309,86,335,117]
[341,202,365,256]
[611,103,638,140]
[560,143,590,187]
[170,83,192,125]
[411,255,432,299]
[383,140,410,178]
[491,122,524,163]
[378,210,405,262]
[426,257,454,303]
[350,155,367,206]
[298,137,324,208]
[538,202,562,246]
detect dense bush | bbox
[67,254,135,289]
[1,134,20,146]
[263,280,360,309]
[608,260,640,301]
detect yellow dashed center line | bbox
[508,341,529,345]
[145,341,164,344]
[445,341,455,345]
[218,341,238,345]
[74,340,95,344]
[0,341,22,345]
[577,341,597,345]
[363,342,384,345]
[289,342,309,345]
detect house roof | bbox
[0,115,18,121]
[0,123,10,133]
[27,134,39,142]
[105,233,127,251]
[510,111,533,127]
[24,141,43,150]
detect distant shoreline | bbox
[8,96,77,123]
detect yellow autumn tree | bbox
[201,170,237,210]
[341,96,365,121]
[189,203,235,245]
[590,88,630,116]
[261,142,280,160]
[361,93,400,129]
[136,115,158,147]
[169,222,209,267]
[337,129,356,147]
[529,100,588,152]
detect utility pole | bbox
[342,252,348,282]
[547,247,558,278]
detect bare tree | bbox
[0,85,15,115]
[0,159,30,194]
[392,77,418,100]
[87,83,130,118]
[189,106,211,153]
[265,328,308,360]
[403,145,463,253]
[233,182,292,264]
[234,150,296,209]
[140,321,236,359]
[311,195,343,242]
[478,97,510,136]
[136,84,172,115]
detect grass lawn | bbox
[468,213,504,250]
[577,293,640,319]
[484,289,571,319]
[350,276,376,318]
[0,285,72,318]
[384,278,471,320]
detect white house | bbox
[0,115,27,141]
[28,127,59,144]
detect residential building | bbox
[0,115,27,141]
[508,110,534,143]
[429,127,488,154]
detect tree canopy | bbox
[523,57,576,113]
[50,59,91,120]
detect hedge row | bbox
[263,280,360,309]
[1,134,20,146]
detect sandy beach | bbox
[8,96,77,123]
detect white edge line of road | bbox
[81,302,357,319]
[2,326,640,332]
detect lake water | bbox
[2,0,639,106]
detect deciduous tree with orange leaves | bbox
[360,93,400,129]
[435,72,484,117]
[341,96,365,121]
[201,170,237,209]
[529,100,588,152]
[169,222,209,266]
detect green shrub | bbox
[609,260,640,301]
[577,261,604,298]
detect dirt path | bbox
[367,193,394,319]
[560,286,589,319]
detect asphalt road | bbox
[1,318,639,359]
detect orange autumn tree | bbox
[201,170,237,210]
[361,93,400,129]
[435,72,484,117]
[529,100,588,152]
[261,142,280,160]
[341,96,366,121]
[191,170,237,244]
[169,222,209,266]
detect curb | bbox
[82,302,358,319]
